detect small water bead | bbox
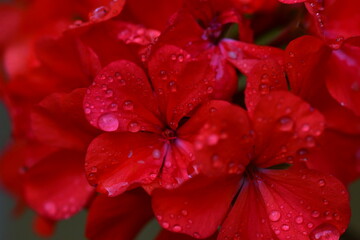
[278,116,294,131]
[162,222,170,229]
[193,232,200,238]
[318,179,326,187]
[259,83,270,95]
[98,113,119,132]
[159,70,168,80]
[295,216,304,224]
[152,149,161,159]
[90,6,109,21]
[228,51,238,59]
[172,225,182,232]
[122,100,134,111]
[128,121,140,132]
[181,210,188,216]
[281,224,290,231]
[301,123,310,132]
[105,89,113,97]
[269,210,281,222]
[84,108,91,114]
[168,81,177,92]
[312,210,320,218]
[178,54,184,62]
[309,224,340,240]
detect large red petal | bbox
[285,36,360,134]
[219,167,350,240]
[86,189,153,240]
[25,150,94,220]
[245,60,288,114]
[325,37,360,116]
[252,91,325,167]
[307,129,360,185]
[85,132,164,196]
[148,45,216,129]
[31,88,99,151]
[84,60,163,133]
[178,100,253,176]
[152,175,240,239]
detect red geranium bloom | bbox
[84,44,222,196]
[152,91,350,239]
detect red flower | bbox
[84,45,221,196]
[152,91,350,239]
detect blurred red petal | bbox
[33,215,56,237]
[156,229,218,240]
[86,189,153,240]
[31,88,99,151]
[25,150,94,220]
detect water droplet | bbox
[309,224,340,240]
[85,108,91,114]
[168,81,177,92]
[193,232,200,238]
[170,54,177,61]
[90,166,98,173]
[152,149,161,159]
[172,225,182,232]
[209,107,217,113]
[128,121,140,132]
[162,222,169,229]
[98,113,119,132]
[207,86,214,94]
[178,54,184,62]
[228,51,238,59]
[181,210,188,216]
[312,210,320,218]
[90,6,109,21]
[278,116,294,131]
[281,224,290,231]
[308,222,314,229]
[295,216,304,224]
[123,100,134,111]
[269,210,281,222]
[105,89,113,97]
[159,70,168,80]
[259,83,270,95]
[318,179,326,187]
[207,134,219,145]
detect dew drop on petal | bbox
[269,210,281,222]
[309,224,340,240]
[278,116,294,131]
[90,6,109,21]
[123,100,134,111]
[172,225,182,232]
[312,210,320,218]
[281,224,290,231]
[295,216,304,224]
[152,149,161,159]
[193,232,200,238]
[162,222,170,229]
[98,113,119,132]
[128,121,140,132]
[318,179,326,187]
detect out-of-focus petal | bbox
[86,189,153,240]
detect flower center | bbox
[162,128,177,141]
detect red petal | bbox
[325,37,360,116]
[278,0,306,3]
[25,150,94,220]
[178,100,253,176]
[156,229,218,240]
[33,215,56,237]
[159,141,194,189]
[152,175,240,239]
[85,132,164,196]
[220,39,284,75]
[31,88,99,151]
[307,129,360,185]
[285,36,360,134]
[148,45,216,128]
[219,167,350,240]
[252,91,325,167]
[86,189,153,240]
[120,0,183,31]
[84,60,163,133]
[245,60,288,114]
